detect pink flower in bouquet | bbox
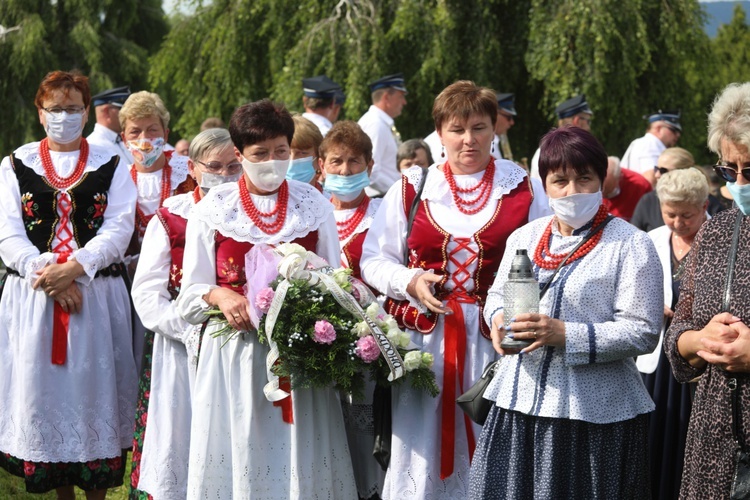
[255,287,275,314]
[313,320,336,344]
[355,335,380,363]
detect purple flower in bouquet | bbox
[255,287,275,314]
[355,335,380,363]
[313,320,337,344]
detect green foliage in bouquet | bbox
[257,277,368,400]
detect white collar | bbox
[191,179,333,244]
[334,197,383,246]
[13,141,119,170]
[163,192,196,219]
[401,160,528,203]
[92,123,120,143]
[129,153,190,191]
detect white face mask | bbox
[43,110,84,144]
[128,137,165,168]
[548,191,603,230]
[199,171,242,193]
[241,156,290,192]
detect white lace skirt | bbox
[137,331,192,500]
[187,320,357,499]
[0,273,137,462]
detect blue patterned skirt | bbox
[468,406,650,499]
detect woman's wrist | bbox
[676,329,708,368]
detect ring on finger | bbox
[533,331,538,339]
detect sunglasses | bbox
[714,163,750,183]
[195,159,242,175]
[653,166,670,175]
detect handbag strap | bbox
[402,167,428,265]
[731,377,746,452]
[539,214,613,300]
[723,211,744,312]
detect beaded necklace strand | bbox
[131,163,172,233]
[238,178,289,234]
[442,159,496,215]
[39,138,89,189]
[336,196,370,240]
[533,204,608,270]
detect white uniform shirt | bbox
[302,112,333,136]
[358,105,400,197]
[87,123,134,166]
[621,132,666,175]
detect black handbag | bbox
[456,215,613,425]
[723,212,750,500]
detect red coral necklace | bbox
[238,178,288,234]
[337,196,370,240]
[39,138,89,189]
[533,204,608,269]
[442,158,495,215]
[193,186,201,204]
[131,163,172,233]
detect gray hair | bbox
[656,168,709,207]
[397,138,433,168]
[188,128,233,162]
[707,82,750,154]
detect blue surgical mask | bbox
[324,171,370,202]
[727,182,750,215]
[286,156,316,183]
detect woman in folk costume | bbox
[360,80,549,499]
[175,99,356,499]
[129,128,241,499]
[120,91,196,488]
[0,70,137,498]
[319,120,385,498]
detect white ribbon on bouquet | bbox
[262,248,405,403]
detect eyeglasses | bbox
[195,159,242,175]
[714,162,750,183]
[654,166,670,175]
[42,106,86,115]
[666,125,680,135]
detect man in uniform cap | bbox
[530,94,593,179]
[87,85,134,165]
[302,75,342,136]
[621,109,682,186]
[358,73,407,197]
[424,91,517,163]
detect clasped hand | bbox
[696,312,750,373]
[490,312,566,355]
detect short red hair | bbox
[34,70,91,109]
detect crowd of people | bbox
[0,68,748,500]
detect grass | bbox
[0,454,132,499]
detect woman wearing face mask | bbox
[360,81,549,499]
[175,99,355,499]
[0,71,137,499]
[128,128,241,500]
[318,120,385,499]
[664,83,750,499]
[468,126,663,498]
[288,114,323,189]
[119,91,196,259]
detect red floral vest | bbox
[341,231,367,282]
[214,230,319,290]
[156,207,188,299]
[385,175,533,339]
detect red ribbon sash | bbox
[440,295,477,480]
[51,253,70,365]
[273,376,294,424]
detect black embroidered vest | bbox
[10,155,118,253]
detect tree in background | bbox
[0,0,168,155]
